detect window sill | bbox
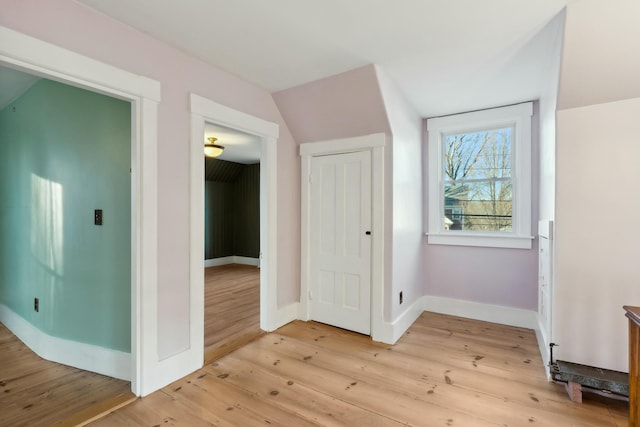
[426,233,533,249]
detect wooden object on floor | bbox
[0,322,132,427]
[551,359,629,402]
[565,381,583,403]
[625,305,640,427]
[91,312,628,426]
[204,263,261,360]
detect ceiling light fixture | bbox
[204,137,224,158]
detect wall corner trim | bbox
[0,304,131,381]
[372,296,424,345]
[268,302,299,332]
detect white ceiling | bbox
[76,0,572,117]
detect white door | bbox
[309,150,371,334]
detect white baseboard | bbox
[268,302,299,332]
[204,256,260,268]
[372,296,424,345]
[0,304,131,381]
[423,295,538,330]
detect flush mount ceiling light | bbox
[204,137,224,158]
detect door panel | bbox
[310,151,371,334]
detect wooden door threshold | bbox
[205,330,266,364]
[54,391,137,427]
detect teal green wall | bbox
[0,79,131,352]
[204,163,260,259]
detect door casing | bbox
[189,94,280,353]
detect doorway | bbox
[0,68,132,372]
[202,123,263,360]
[0,68,135,424]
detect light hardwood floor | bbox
[0,323,134,427]
[91,312,628,426]
[0,264,259,426]
[204,264,262,362]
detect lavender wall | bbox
[0,0,299,359]
[273,65,391,144]
[423,105,540,312]
[374,67,425,320]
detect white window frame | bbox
[427,102,533,249]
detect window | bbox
[427,102,533,249]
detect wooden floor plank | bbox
[273,322,622,426]
[207,357,406,426]
[165,368,320,427]
[92,312,629,426]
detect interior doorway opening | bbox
[0,65,137,424]
[202,123,263,361]
[0,66,133,377]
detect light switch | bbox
[95,209,103,226]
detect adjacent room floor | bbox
[0,323,133,427]
[204,263,262,362]
[92,312,628,426]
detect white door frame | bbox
[299,133,385,341]
[0,26,159,396]
[189,94,279,341]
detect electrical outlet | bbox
[399,291,403,305]
[34,297,39,312]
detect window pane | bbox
[442,127,513,232]
[443,127,512,182]
[444,180,512,232]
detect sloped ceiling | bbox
[76,0,573,117]
[0,67,39,110]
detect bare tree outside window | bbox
[443,127,513,232]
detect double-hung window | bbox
[427,102,533,249]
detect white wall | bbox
[375,66,425,322]
[552,0,640,372]
[535,11,565,360]
[555,97,640,371]
[538,11,565,223]
[557,0,640,110]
